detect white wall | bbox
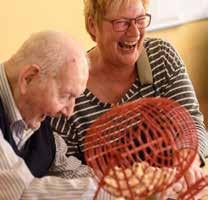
[148,0,208,31]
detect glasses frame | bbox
[103,13,151,32]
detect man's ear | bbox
[19,64,40,94]
[87,16,97,41]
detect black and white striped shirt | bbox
[51,38,208,164]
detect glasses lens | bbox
[113,20,129,31]
[136,15,150,28]
[110,14,151,32]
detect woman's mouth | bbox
[118,41,137,50]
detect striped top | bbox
[51,38,208,164]
[0,130,115,200]
[0,126,115,199]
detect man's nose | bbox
[61,100,75,117]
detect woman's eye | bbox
[116,20,128,26]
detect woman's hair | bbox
[83,0,149,40]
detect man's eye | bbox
[60,95,71,100]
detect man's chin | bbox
[27,121,41,129]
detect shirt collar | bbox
[0,63,40,148]
[0,63,25,126]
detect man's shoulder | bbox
[0,97,7,127]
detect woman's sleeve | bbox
[160,40,208,163]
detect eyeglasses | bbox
[103,13,151,32]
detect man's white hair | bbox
[11,30,74,78]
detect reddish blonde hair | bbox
[83,0,149,40]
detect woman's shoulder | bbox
[144,37,185,75]
[144,37,175,52]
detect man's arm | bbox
[48,132,94,179]
[0,130,114,200]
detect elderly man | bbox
[0,31,114,200]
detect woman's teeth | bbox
[119,41,137,49]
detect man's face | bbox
[19,63,88,129]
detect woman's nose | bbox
[126,20,140,37]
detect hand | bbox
[177,154,208,200]
[157,154,207,200]
[183,154,205,188]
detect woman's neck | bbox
[88,47,136,81]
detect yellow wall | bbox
[1,1,207,125]
[0,0,94,61]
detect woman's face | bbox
[94,0,146,67]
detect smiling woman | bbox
[51,1,208,199]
